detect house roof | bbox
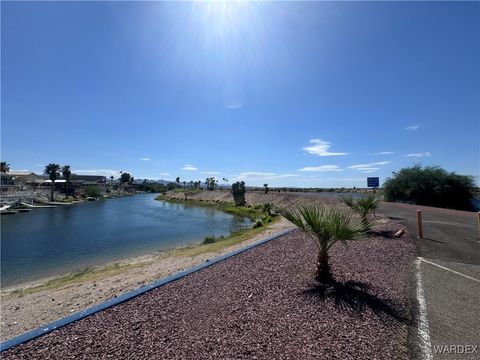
[71,175,106,182]
[8,171,37,176]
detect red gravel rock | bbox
[3,221,415,359]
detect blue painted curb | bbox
[0,228,293,352]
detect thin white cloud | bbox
[159,172,171,176]
[298,165,343,172]
[302,139,348,157]
[373,151,395,155]
[236,172,300,181]
[358,167,380,171]
[72,169,122,177]
[405,124,420,131]
[226,103,242,110]
[348,161,390,170]
[201,171,220,175]
[406,152,431,158]
[34,164,43,167]
[182,164,198,171]
[140,158,150,161]
[348,161,390,173]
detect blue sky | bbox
[2,1,479,187]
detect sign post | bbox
[367,177,379,192]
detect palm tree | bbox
[44,163,61,202]
[61,165,72,199]
[279,204,364,283]
[339,194,381,230]
[1,161,10,173]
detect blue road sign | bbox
[367,177,379,188]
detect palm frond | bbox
[278,207,307,231]
[339,195,356,209]
[280,203,365,250]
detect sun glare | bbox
[197,1,252,40]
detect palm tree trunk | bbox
[316,250,333,283]
[51,182,55,202]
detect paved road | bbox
[379,202,480,360]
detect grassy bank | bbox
[174,215,281,257]
[156,194,281,255]
[155,194,265,221]
[8,262,149,297]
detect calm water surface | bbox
[1,194,250,287]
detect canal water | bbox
[0,194,250,287]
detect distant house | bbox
[39,174,107,196]
[71,175,107,183]
[0,171,39,194]
[1,173,14,186]
[0,172,17,194]
[8,171,38,186]
[1,172,112,198]
[70,175,107,196]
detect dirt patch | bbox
[161,189,337,209]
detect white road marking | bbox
[415,259,433,360]
[419,257,480,283]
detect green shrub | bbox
[262,202,273,215]
[85,185,101,198]
[253,220,263,228]
[203,236,216,244]
[339,194,381,230]
[383,165,475,210]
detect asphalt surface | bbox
[379,202,480,360]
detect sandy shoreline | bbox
[0,217,293,342]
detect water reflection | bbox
[1,194,250,287]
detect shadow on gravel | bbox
[388,216,405,221]
[367,230,397,239]
[303,280,408,322]
[421,237,444,244]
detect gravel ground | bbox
[3,220,415,359]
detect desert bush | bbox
[85,185,101,198]
[203,236,216,244]
[339,194,381,230]
[383,165,475,210]
[253,220,263,228]
[262,202,273,215]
